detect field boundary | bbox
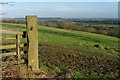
[0,34,25,64]
[1,16,39,71]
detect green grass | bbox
[1,23,119,57]
[1,23,120,78]
[1,23,26,31]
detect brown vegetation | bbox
[2,43,120,78]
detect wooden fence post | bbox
[26,16,39,71]
[16,34,21,64]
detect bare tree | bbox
[0,1,15,6]
[0,13,8,15]
[0,1,15,15]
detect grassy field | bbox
[1,23,120,78]
[1,23,119,57]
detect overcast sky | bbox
[1,2,118,18]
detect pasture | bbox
[1,23,120,78]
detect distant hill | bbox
[1,18,118,24]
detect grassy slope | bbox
[1,23,119,57]
[1,23,120,78]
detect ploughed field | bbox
[1,23,120,78]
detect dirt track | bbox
[0,29,22,34]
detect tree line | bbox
[39,21,119,38]
[1,19,119,38]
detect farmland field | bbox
[1,23,120,78]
